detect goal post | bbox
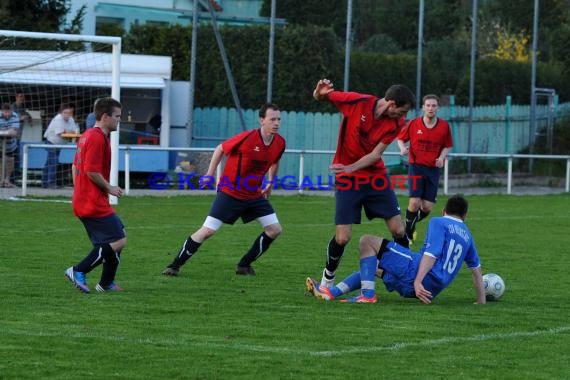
[0,30,121,203]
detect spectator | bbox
[0,103,20,187]
[11,92,31,184]
[42,104,78,188]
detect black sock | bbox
[405,209,419,236]
[169,237,201,268]
[325,236,345,277]
[417,209,430,222]
[394,234,409,249]
[238,232,275,267]
[75,246,105,274]
[377,239,390,260]
[99,244,120,287]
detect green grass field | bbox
[1,194,569,379]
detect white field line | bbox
[2,326,568,356]
[312,326,570,357]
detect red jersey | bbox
[72,127,114,218]
[328,91,406,177]
[398,117,453,167]
[219,129,286,200]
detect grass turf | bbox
[1,194,569,379]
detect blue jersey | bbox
[420,215,480,296]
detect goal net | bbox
[0,30,120,201]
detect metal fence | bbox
[19,144,570,197]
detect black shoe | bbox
[236,265,256,276]
[162,266,180,276]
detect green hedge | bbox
[122,24,570,111]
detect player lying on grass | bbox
[306,194,486,304]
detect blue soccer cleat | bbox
[65,267,90,293]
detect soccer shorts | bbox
[334,175,401,225]
[208,191,277,225]
[408,164,440,202]
[80,213,125,245]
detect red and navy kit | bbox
[220,129,286,200]
[72,127,114,218]
[398,117,453,167]
[328,91,406,178]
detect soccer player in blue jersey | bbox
[306,194,486,304]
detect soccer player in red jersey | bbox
[311,78,415,289]
[397,94,453,242]
[64,97,126,293]
[162,103,285,277]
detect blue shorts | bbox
[334,176,401,225]
[209,191,276,225]
[408,164,440,202]
[379,242,443,298]
[80,213,125,246]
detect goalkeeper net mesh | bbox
[0,31,118,194]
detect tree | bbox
[0,0,85,49]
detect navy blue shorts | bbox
[80,213,125,246]
[334,176,401,225]
[408,164,440,202]
[209,191,276,225]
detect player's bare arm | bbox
[397,139,409,156]
[262,161,280,198]
[471,267,487,304]
[436,147,451,168]
[200,144,224,189]
[414,254,436,304]
[329,141,388,174]
[313,79,334,101]
[87,171,123,197]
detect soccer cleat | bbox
[305,277,335,301]
[236,265,256,276]
[340,293,377,303]
[95,283,123,292]
[64,267,90,293]
[162,266,180,276]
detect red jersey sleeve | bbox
[328,91,375,116]
[222,130,255,155]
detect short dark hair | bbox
[422,94,440,105]
[259,102,279,118]
[444,194,469,218]
[384,85,416,108]
[94,97,122,121]
[2,103,12,111]
[59,103,74,112]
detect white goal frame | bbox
[0,29,122,204]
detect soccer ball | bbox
[483,273,505,301]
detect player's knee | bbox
[335,233,351,246]
[359,235,380,258]
[110,237,126,252]
[265,223,282,238]
[199,227,217,240]
[409,198,421,210]
[391,223,406,237]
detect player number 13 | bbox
[443,239,462,274]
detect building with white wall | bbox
[68,0,281,36]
